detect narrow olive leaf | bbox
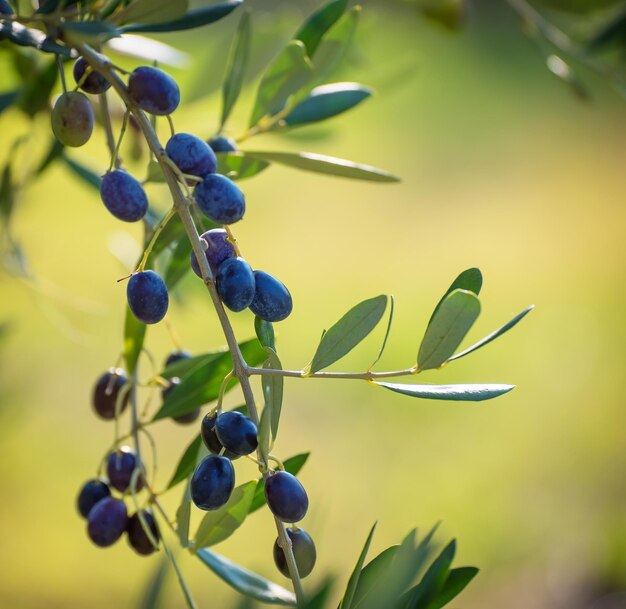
[17,59,58,117]
[263,348,283,440]
[248,40,314,128]
[221,10,251,129]
[294,0,349,57]
[154,339,265,420]
[284,83,372,127]
[35,139,64,177]
[370,294,394,370]
[376,381,514,402]
[115,0,188,26]
[428,267,482,326]
[164,237,192,290]
[257,404,271,464]
[244,151,399,183]
[216,152,270,181]
[427,567,479,609]
[310,295,387,373]
[300,578,335,609]
[351,546,399,609]
[587,8,626,52]
[124,305,146,375]
[447,304,534,363]
[163,351,226,379]
[0,21,72,56]
[144,159,166,183]
[312,6,360,84]
[0,163,14,222]
[176,481,192,547]
[249,453,309,514]
[404,540,456,609]
[121,2,242,34]
[196,548,296,606]
[418,289,480,371]
[62,155,102,190]
[146,213,186,258]
[61,21,120,44]
[255,316,275,351]
[339,523,377,609]
[167,435,201,490]
[194,481,257,549]
[0,90,19,115]
[139,557,169,609]
[106,35,189,68]
[162,539,198,609]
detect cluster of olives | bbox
[77,446,159,555]
[192,409,316,578]
[52,58,293,326]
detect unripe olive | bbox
[51,91,94,147]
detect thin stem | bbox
[108,110,129,172]
[137,206,177,272]
[56,55,67,93]
[75,44,306,606]
[99,92,119,168]
[246,365,418,380]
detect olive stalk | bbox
[75,43,306,606]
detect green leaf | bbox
[116,0,188,26]
[376,382,514,402]
[0,90,19,115]
[420,0,466,31]
[312,6,360,84]
[248,41,314,128]
[144,159,166,183]
[0,21,72,56]
[370,294,394,370]
[310,295,387,373]
[447,305,534,363]
[124,304,146,374]
[164,236,192,290]
[0,162,14,223]
[339,523,377,609]
[176,481,192,547]
[17,58,58,118]
[417,289,480,371]
[294,0,349,57]
[404,540,456,609]
[284,82,372,127]
[587,8,626,52]
[153,339,265,420]
[220,10,251,129]
[162,351,224,379]
[249,453,309,514]
[194,481,257,548]
[426,567,479,609]
[351,546,399,609]
[196,548,296,605]
[35,139,64,177]
[257,403,271,464]
[62,155,102,191]
[244,151,399,182]
[138,557,168,609]
[162,539,198,609]
[121,2,242,34]
[216,152,270,181]
[167,434,203,490]
[255,316,275,351]
[146,213,188,259]
[428,268,482,325]
[61,21,120,44]
[262,348,283,440]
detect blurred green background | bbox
[1,1,625,608]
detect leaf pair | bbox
[417,267,533,371]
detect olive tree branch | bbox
[246,365,419,380]
[75,43,306,606]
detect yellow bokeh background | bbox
[1,2,625,608]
